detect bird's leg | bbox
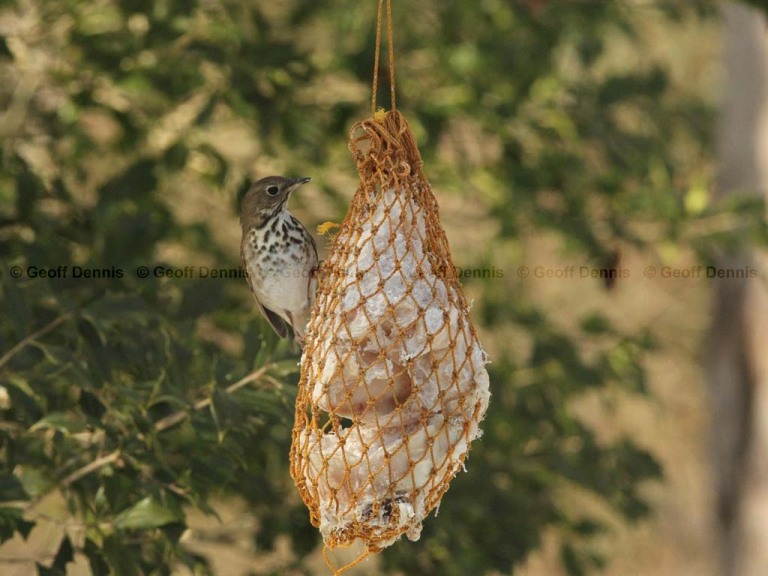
[313,260,324,282]
[308,261,323,301]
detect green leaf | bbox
[3,379,46,425]
[84,538,109,576]
[16,468,53,500]
[579,313,613,335]
[0,507,35,543]
[101,535,140,576]
[4,376,36,398]
[242,320,263,370]
[0,474,30,502]
[30,412,87,434]
[113,496,184,530]
[269,359,301,378]
[28,342,70,366]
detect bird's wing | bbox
[254,296,290,339]
[241,242,290,339]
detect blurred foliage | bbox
[0,1,765,575]
[742,0,768,16]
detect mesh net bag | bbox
[290,110,490,560]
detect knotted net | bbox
[290,110,490,563]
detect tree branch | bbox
[60,449,121,487]
[0,313,73,371]
[153,363,277,433]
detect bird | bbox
[240,176,319,345]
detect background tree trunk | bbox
[710,5,768,575]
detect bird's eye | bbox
[266,185,280,196]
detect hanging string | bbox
[323,543,372,576]
[371,0,397,115]
[386,0,396,111]
[371,0,383,115]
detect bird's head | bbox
[240,176,311,226]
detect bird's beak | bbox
[289,177,311,189]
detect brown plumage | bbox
[240,176,318,345]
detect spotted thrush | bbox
[240,176,319,345]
